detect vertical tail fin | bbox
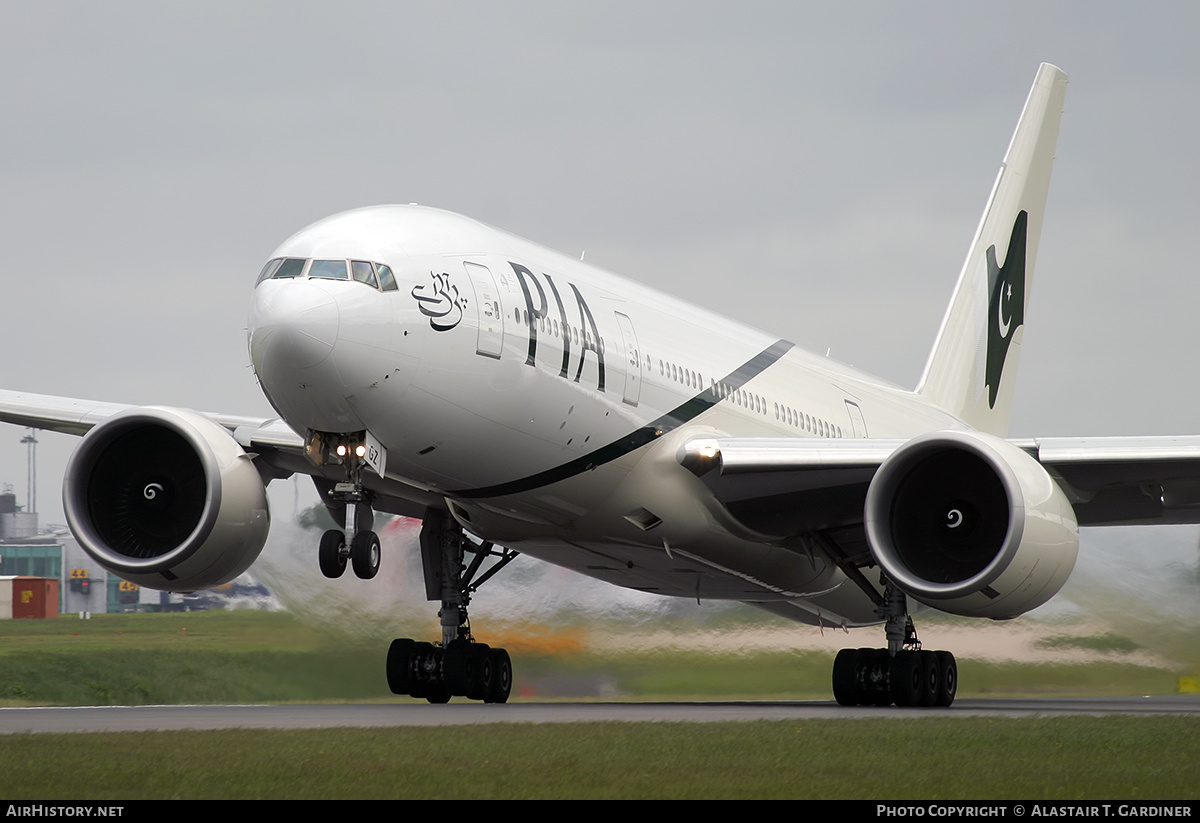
[916,63,1067,435]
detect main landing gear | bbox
[831,576,958,708]
[386,509,520,704]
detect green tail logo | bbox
[985,211,1028,408]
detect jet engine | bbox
[63,407,271,592]
[864,430,1078,619]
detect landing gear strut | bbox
[309,432,381,581]
[831,575,957,708]
[386,509,520,704]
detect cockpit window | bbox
[309,259,349,280]
[351,260,379,289]
[375,263,399,291]
[257,256,400,292]
[272,258,307,279]
[256,258,284,285]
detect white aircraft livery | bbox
[3,63,1197,707]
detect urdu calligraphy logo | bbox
[411,271,468,331]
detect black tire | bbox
[425,687,451,704]
[443,639,471,695]
[832,648,862,706]
[350,530,381,580]
[386,638,415,695]
[408,642,437,699]
[486,648,512,704]
[863,649,892,706]
[889,650,922,707]
[467,643,492,701]
[918,650,940,707]
[935,650,957,707]
[318,530,346,579]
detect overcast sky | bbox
[2,2,1198,539]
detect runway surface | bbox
[3,696,1199,733]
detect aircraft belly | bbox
[503,533,880,626]
[448,425,881,624]
[506,535,832,601]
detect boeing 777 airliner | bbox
[3,64,1198,707]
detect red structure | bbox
[0,576,59,619]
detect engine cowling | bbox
[63,407,271,592]
[864,430,1078,619]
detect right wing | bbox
[0,388,444,592]
[0,389,437,514]
[0,388,305,475]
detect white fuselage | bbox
[247,205,963,626]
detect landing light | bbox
[355,445,367,458]
[336,445,348,457]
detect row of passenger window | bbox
[521,309,607,355]
[655,356,842,437]
[715,379,840,436]
[776,401,841,438]
[255,257,400,292]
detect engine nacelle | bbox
[864,430,1078,619]
[63,407,271,592]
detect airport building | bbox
[0,485,277,616]
[0,490,141,615]
[0,426,276,616]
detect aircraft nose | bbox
[248,279,340,372]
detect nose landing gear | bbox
[316,492,380,580]
[307,431,382,581]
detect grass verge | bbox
[3,718,1198,799]
[0,611,1188,704]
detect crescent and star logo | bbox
[984,210,1028,409]
[411,272,468,332]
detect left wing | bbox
[679,432,1200,533]
[676,431,1200,620]
[1018,435,1200,526]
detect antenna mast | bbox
[20,429,36,515]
